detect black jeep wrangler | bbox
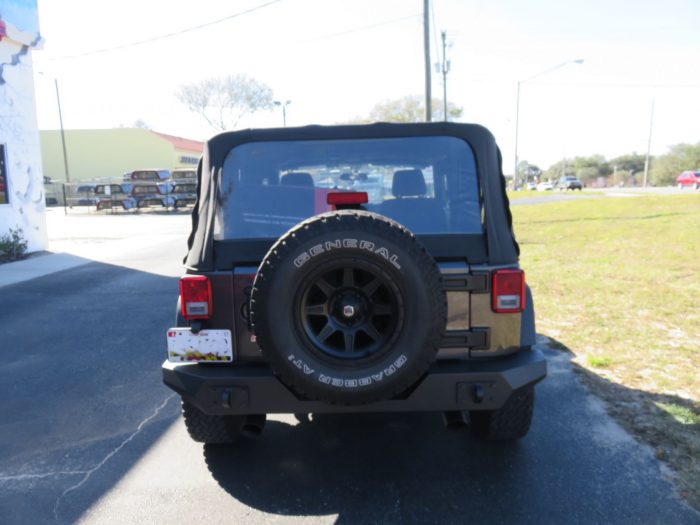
[163,123,546,443]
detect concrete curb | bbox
[0,253,91,288]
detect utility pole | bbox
[55,79,71,183]
[423,0,432,122]
[440,30,450,121]
[643,97,655,188]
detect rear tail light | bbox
[492,269,525,313]
[180,275,212,320]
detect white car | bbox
[536,181,554,191]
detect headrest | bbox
[392,169,426,197]
[281,172,314,187]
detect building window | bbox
[0,144,8,205]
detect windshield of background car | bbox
[216,136,482,240]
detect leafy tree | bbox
[544,159,576,180]
[132,119,151,129]
[176,74,275,131]
[650,142,700,186]
[355,95,463,123]
[609,153,645,175]
[518,160,542,180]
[573,155,611,177]
[545,155,611,184]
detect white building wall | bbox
[0,13,47,253]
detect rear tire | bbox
[181,401,246,444]
[470,386,535,440]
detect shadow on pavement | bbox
[201,342,700,524]
[0,261,182,524]
[203,412,528,524]
[548,338,700,511]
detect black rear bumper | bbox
[162,348,546,415]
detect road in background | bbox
[1,209,698,524]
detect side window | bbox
[0,144,8,204]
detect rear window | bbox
[216,136,482,240]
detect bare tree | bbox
[176,74,275,131]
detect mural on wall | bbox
[0,0,47,251]
[0,0,40,35]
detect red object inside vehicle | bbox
[326,191,369,206]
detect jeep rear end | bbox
[163,123,546,444]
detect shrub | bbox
[0,227,29,262]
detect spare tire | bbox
[250,210,446,405]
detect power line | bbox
[299,13,420,43]
[430,0,439,61]
[527,80,700,89]
[38,0,282,63]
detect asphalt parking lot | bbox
[1,209,698,524]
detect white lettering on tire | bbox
[293,238,401,269]
[293,252,311,268]
[287,353,408,388]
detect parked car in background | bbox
[71,184,99,206]
[95,183,137,211]
[557,175,583,191]
[132,183,175,208]
[676,171,700,189]
[537,180,554,191]
[171,168,197,181]
[171,182,197,209]
[125,169,171,182]
[351,173,385,202]
[525,181,537,191]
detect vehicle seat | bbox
[379,169,445,232]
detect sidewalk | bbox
[0,252,91,288]
[0,208,190,288]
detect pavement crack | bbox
[0,470,89,482]
[52,393,176,523]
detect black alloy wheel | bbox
[296,260,403,362]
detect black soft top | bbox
[185,122,518,271]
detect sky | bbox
[30,0,700,172]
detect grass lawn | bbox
[512,194,700,508]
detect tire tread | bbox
[181,401,244,444]
[470,386,535,440]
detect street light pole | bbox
[514,80,521,189]
[423,0,432,122]
[643,97,655,188]
[54,78,71,183]
[273,100,291,127]
[46,77,70,183]
[440,30,451,121]
[513,59,583,189]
